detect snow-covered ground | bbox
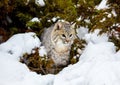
[0,28,120,85]
[0,32,54,85]
[0,0,120,84]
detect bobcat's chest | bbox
[54,39,70,53]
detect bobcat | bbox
[41,21,76,67]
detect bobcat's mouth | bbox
[62,40,69,44]
[64,40,68,44]
[54,40,70,53]
[64,41,71,45]
[55,39,69,45]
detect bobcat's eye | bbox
[69,34,73,38]
[61,34,66,38]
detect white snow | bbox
[0,30,120,85]
[52,17,59,22]
[107,9,117,18]
[31,17,40,22]
[115,51,120,61]
[48,16,60,22]
[95,0,109,10]
[35,0,45,6]
[77,27,88,39]
[76,16,82,21]
[84,29,108,44]
[52,17,57,22]
[100,17,106,22]
[0,32,54,85]
[0,32,40,59]
[39,46,47,56]
[111,9,117,17]
[53,36,120,85]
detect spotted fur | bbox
[41,21,76,66]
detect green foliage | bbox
[74,0,119,35]
[109,35,120,51]
[41,0,77,26]
[70,38,86,64]
[26,21,44,37]
[20,48,54,74]
[16,13,32,24]
[72,0,120,50]
[0,0,120,35]
[9,27,19,36]
[26,21,42,30]
[108,27,120,51]
[20,48,69,74]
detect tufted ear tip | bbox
[71,22,76,29]
[54,21,63,30]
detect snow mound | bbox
[0,32,41,59]
[84,30,108,44]
[0,31,120,85]
[0,32,54,85]
[53,42,120,85]
[0,51,54,85]
[77,27,88,39]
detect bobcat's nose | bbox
[65,39,70,43]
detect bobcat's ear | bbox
[54,21,63,31]
[70,23,76,29]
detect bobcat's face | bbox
[51,22,76,52]
[59,27,75,45]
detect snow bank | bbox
[84,29,108,44]
[53,40,120,85]
[0,31,120,85]
[115,51,120,61]
[0,52,54,85]
[76,27,88,39]
[0,32,40,59]
[0,32,54,85]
